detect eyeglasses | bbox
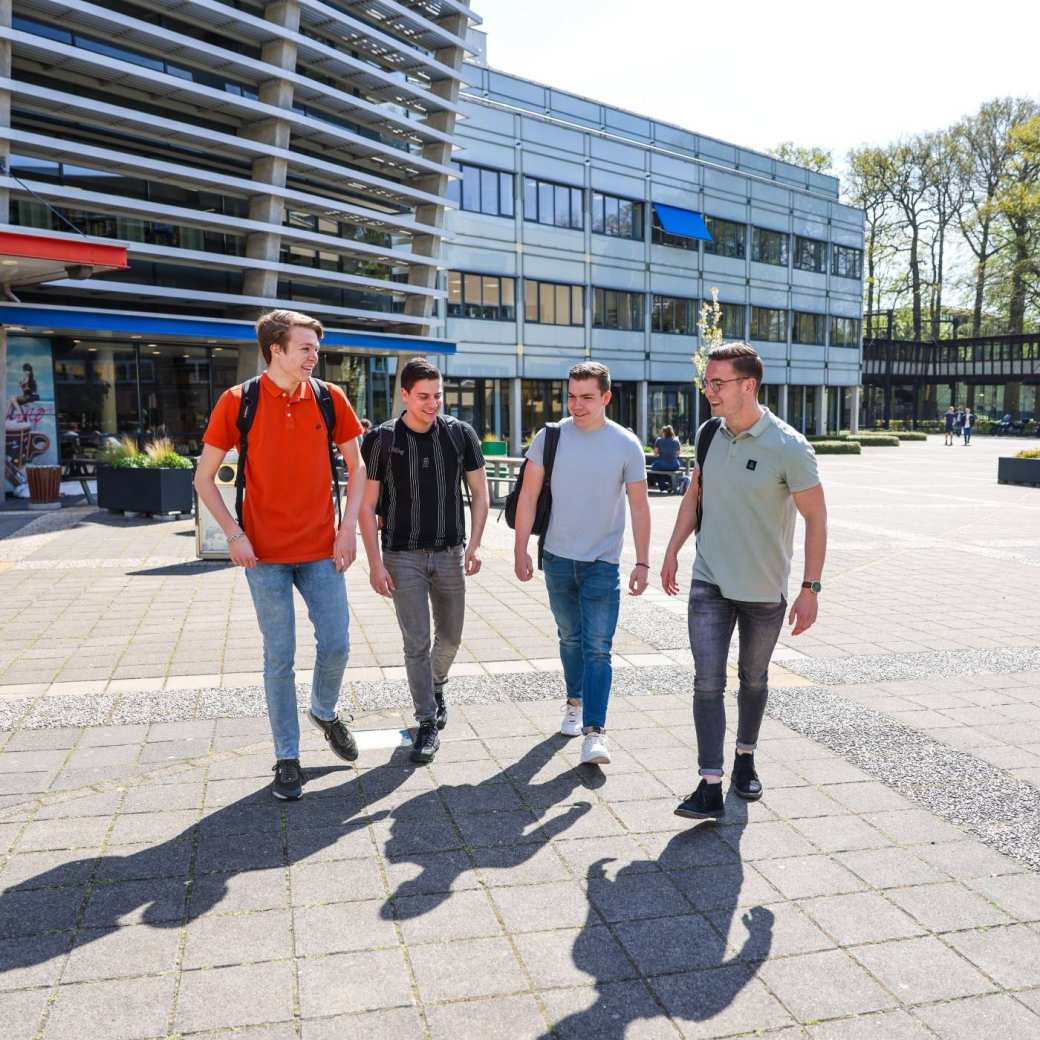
[705,376,748,394]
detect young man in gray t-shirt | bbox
[514,363,650,766]
[661,343,827,820]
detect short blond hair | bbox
[256,309,324,365]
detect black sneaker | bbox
[732,752,762,800]
[272,758,303,801]
[410,719,440,764]
[434,687,448,731]
[674,779,725,820]
[308,710,359,762]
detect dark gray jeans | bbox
[383,547,466,722]
[688,580,786,776]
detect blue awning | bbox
[652,203,712,242]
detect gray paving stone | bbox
[822,780,914,814]
[190,868,288,915]
[0,848,97,890]
[183,908,293,968]
[912,840,1028,879]
[755,855,867,900]
[587,870,689,923]
[0,932,70,992]
[2,985,53,1040]
[541,979,677,1040]
[34,791,124,820]
[758,949,898,1020]
[806,1009,937,1039]
[82,877,187,927]
[833,846,948,889]
[62,924,182,983]
[886,882,1013,932]
[108,809,198,845]
[789,814,890,854]
[17,815,111,852]
[514,924,636,990]
[490,880,591,933]
[640,827,738,870]
[711,902,835,961]
[302,1007,425,1040]
[863,809,966,845]
[671,862,781,912]
[195,830,284,873]
[175,960,295,1033]
[382,848,478,896]
[290,855,385,906]
[95,839,193,882]
[425,994,549,1040]
[293,897,398,956]
[717,820,816,861]
[0,885,84,938]
[850,935,996,1004]
[408,935,528,1002]
[297,948,414,1017]
[912,993,1040,1038]
[395,887,501,943]
[944,924,1040,989]
[651,966,795,1038]
[799,891,925,946]
[121,782,204,813]
[966,872,1040,922]
[612,913,725,975]
[45,973,175,1040]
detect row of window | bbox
[446,271,861,342]
[447,161,864,278]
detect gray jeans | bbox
[383,547,466,722]
[688,580,786,777]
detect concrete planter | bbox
[997,457,1040,487]
[97,466,194,515]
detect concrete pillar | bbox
[849,386,861,434]
[510,376,522,455]
[95,347,119,434]
[779,384,789,423]
[637,379,649,444]
[816,387,827,436]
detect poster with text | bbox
[5,336,58,493]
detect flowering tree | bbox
[694,287,724,389]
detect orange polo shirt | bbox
[203,372,363,563]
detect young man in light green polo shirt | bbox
[661,343,828,820]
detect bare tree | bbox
[921,130,966,339]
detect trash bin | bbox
[26,464,62,510]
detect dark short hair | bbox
[708,342,763,388]
[400,357,442,392]
[255,309,323,365]
[568,361,611,393]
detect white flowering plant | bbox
[694,287,724,390]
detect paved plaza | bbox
[1,434,1040,1039]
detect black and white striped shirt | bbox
[362,415,485,551]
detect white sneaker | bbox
[581,730,610,765]
[560,702,582,738]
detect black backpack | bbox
[503,422,561,567]
[372,414,472,522]
[694,417,722,533]
[234,376,340,529]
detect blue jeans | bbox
[245,558,349,760]
[963,426,972,444]
[543,551,620,731]
[688,580,786,776]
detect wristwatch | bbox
[801,580,822,594]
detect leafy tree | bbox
[768,142,833,174]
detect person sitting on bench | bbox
[649,425,682,490]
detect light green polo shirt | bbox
[693,408,820,604]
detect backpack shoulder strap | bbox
[308,377,341,524]
[696,417,722,471]
[234,378,262,528]
[440,415,472,507]
[542,422,561,481]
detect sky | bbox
[472,0,1040,180]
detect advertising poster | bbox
[4,337,58,494]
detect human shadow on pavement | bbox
[0,761,407,975]
[540,795,775,1039]
[383,734,604,918]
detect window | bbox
[446,271,516,321]
[524,280,584,326]
[523,177,583,230]
[652,295,696,335]
[792,311,826,345]
[445,162,514,218]
[751,227,789,267]
[830,316,861,346]
[793,236,827,273]
[750,307,787,342]
[592,288,644,331]
[831,244,863,279]
[651,210,698,251]
[591,192,643,239]
[703,216,746,259]
[719,302,746,339]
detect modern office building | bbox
[2,0,477,492]
[440,58,866,449]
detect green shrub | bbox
[1016,448,1040,459]
[848,434,901,446]
[101,436,192,469]
[811,440,862,454]
[99,435,146,468]
[895,432,928,442]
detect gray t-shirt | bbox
[693,408,820,603]
[527,418,647,564]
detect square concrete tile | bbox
[967,873,1040,922]
[408,935,527,1002]
[587,871,689,923]
[62,924,181,982]
[789,815,890,854]
[541,979,679,1039]
[912,841,1027,880]
[82,878,187,927]
[183,908,293,968]
[799,891,924,946]
[382,848,477,896]
[189,868,288,916]
[711,902,835,961]
[425,994,549,1040]
[719,821,816,861]
[944,924,1040,988]
[45,974,175,1040]
[490,880,590,933]
[0,932,71,993]
[755,855,867,900]
[863,810,965,845]
[833,847,947,889]
[614,913,725,975]
[290,856,385,906]
[886,882,1012,932]
[514,925,636,990]
[0,886,85,938]
[912,993,1040,1037]
[302,1007,424,1040]
[293,898,398,956]
[395,887,501,944]
[758,949,898,1020]
[670,862,781,912]
[297,948,414,1017]
[175,960,295,1033]
[806,1009,937,1039]
[850,935,996,1004]
[0,985,51,1040]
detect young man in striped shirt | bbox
[359,358,489,764]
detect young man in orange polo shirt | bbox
[195,310,366,800]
